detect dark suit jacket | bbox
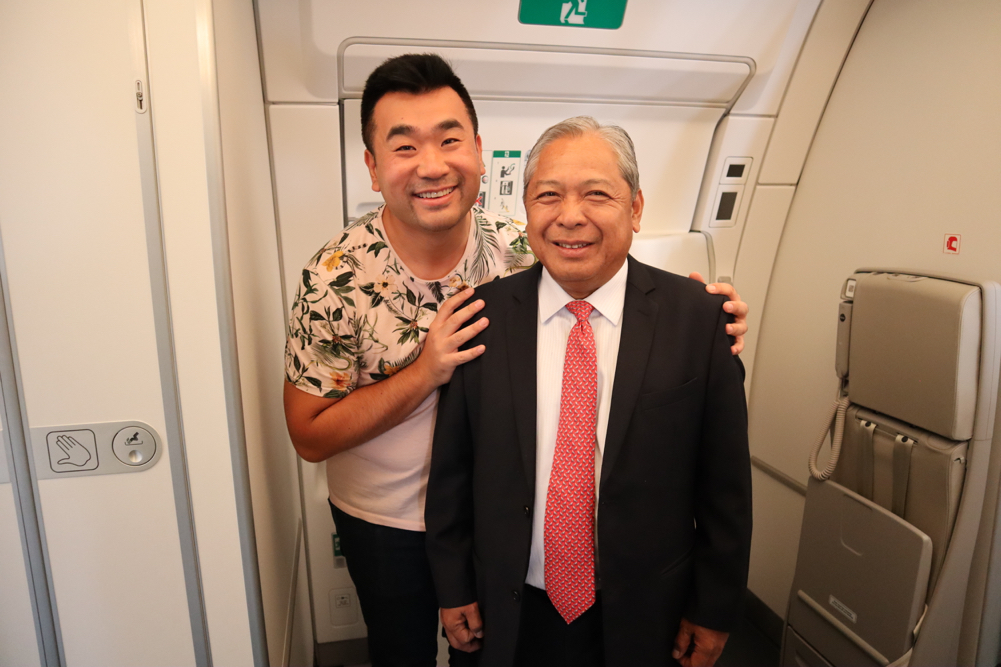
[425,257,752,667]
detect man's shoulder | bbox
[628,257,725,309]
[304,208,386,279]
[472,261,540,302]
[470,207,535,276]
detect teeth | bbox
[416,187,455,199]
[557,242,589,249]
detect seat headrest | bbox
[848,272,981,441]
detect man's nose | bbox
[416,146,449,180]
[555,196,586,227]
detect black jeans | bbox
[329,502,479,667]
[514,585,605,667]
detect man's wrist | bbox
[403,350,440,393]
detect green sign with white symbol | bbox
[519,0,628,30]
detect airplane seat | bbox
[782,271,1001,667]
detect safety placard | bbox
[488,150,522,217]
[519,0,628,29]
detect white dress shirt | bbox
[525,261,628,590]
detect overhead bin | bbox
[340,41,753,106]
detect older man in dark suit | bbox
[424,117,752,667]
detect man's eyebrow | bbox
[385,118,465,142]
[579,178,616,188]
[385,124,417,141]
[435,118,464,132]
[531,178,616,190]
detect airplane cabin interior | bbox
[0,0,999,665]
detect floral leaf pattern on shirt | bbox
[285,206,535,399]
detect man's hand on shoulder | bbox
[413,287,489,387]
[441,602,484,653]
[689,272,748,355]
[672,617,729,667]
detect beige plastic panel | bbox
[732,185,796,389]
[269,104,346,308]
[789,478,931,666]
[747,465,804,617]
[342,43,752,105]
[746,0,1001,620]
[629,233,710,278]
[0,486,41,667]
[259,0,812,116]
[0,1,197,664]
[691,115,775,282]
[758,0,872,185]
[849,273,980,441]
[747,0,1001,486]
[214,0,313,663]
[268,103,367,646]
[143,0,254,662]
[301,458,368,644]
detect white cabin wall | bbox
[738,0,873,387]
[143,0,269,663]
[730,0,874,618]
[744,0,1001,618]
[0,388,43,667]
[213,0,313,664]
[0,1,210,664]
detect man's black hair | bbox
[360,53,478,153]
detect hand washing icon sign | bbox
[54,434,92,467]
[561,0,587,24]
[47,430,100,473]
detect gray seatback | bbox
[789,478,932,667]
[784,271,1001,667]
[833,406,967,596]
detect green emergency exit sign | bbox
[519,0,628,30]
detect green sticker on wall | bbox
[519,0,628,30]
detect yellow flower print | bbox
[448,274,470,292]
[329,371,353,392]
[322,250,345,272]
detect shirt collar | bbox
[538,260,629,326]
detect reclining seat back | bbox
[783,271,1000,667]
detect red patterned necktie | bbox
[545,299,597,624]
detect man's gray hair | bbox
[523,116,640,199]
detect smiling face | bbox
[525,133,643,299]
[364,87,484,235]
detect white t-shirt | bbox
[285,206,534,530]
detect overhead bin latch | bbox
[135,80,146,114]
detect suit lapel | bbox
[507,264,542,488]
[601,257,658,488]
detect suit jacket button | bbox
[523,505,531,517]
[512,590,520,602]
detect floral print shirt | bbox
[285,205,534,400]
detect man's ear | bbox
[631,189,644,233]
[364,149,381,193]
[475,134,485,176]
